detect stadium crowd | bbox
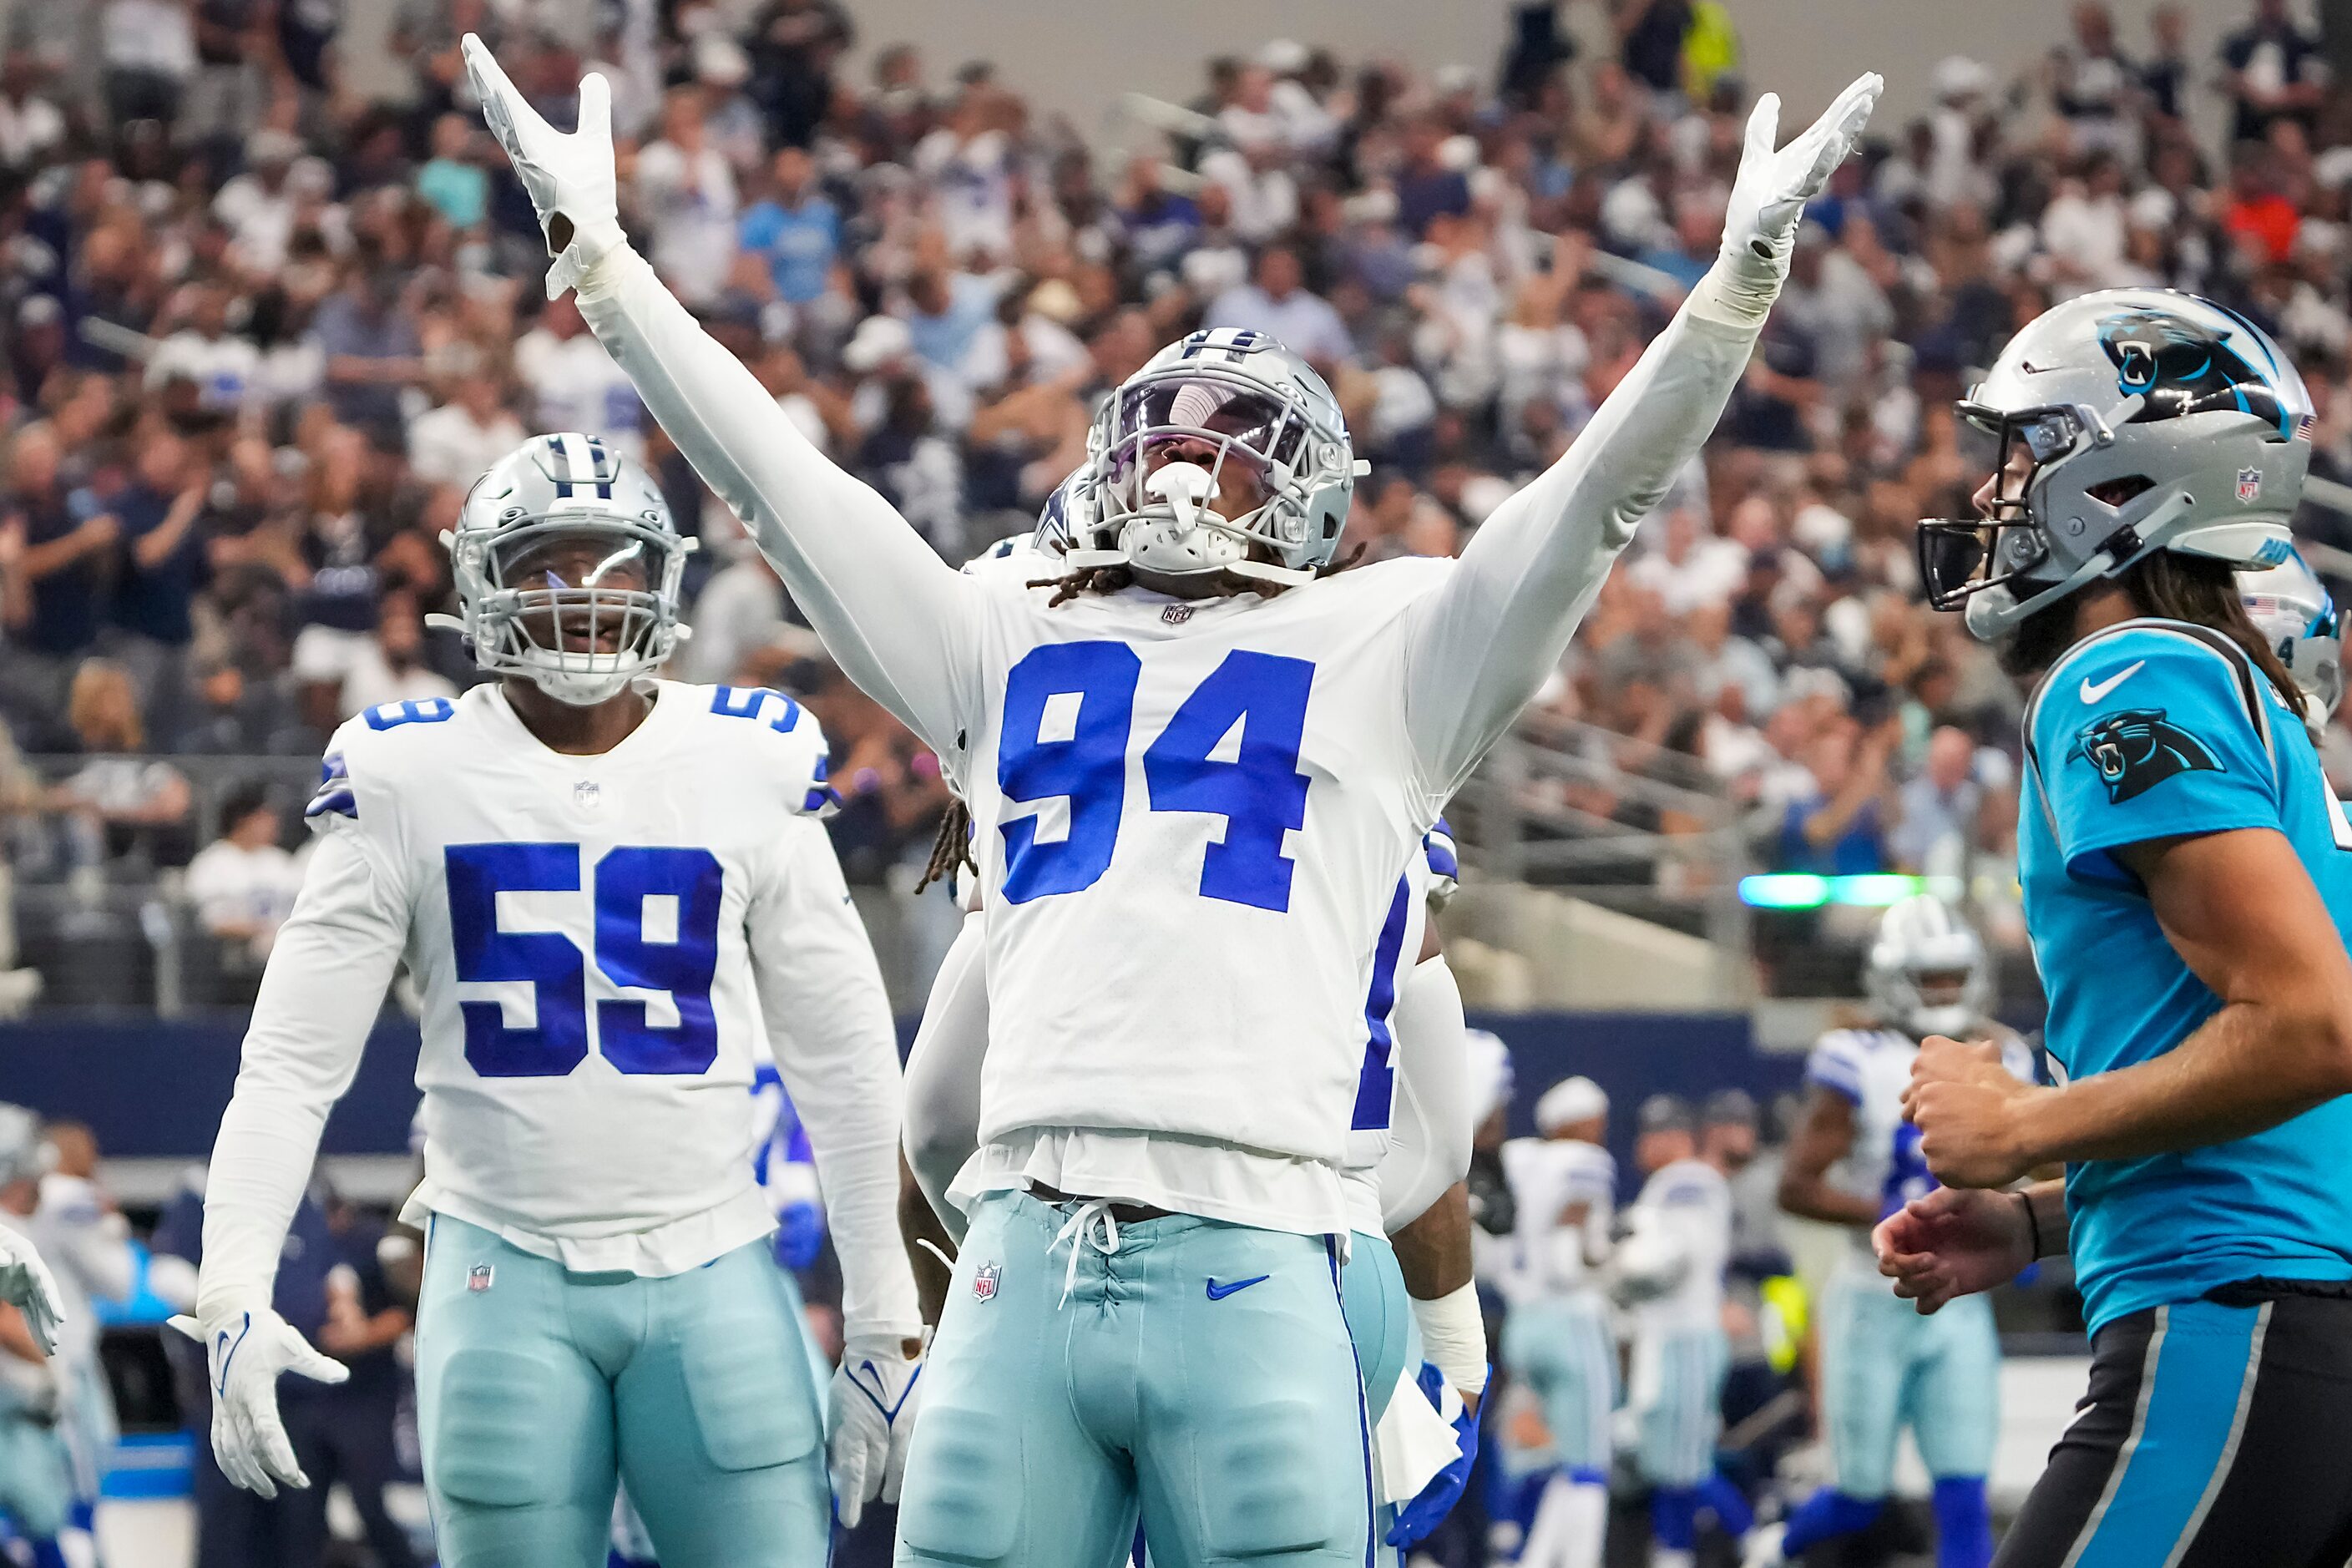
[0,0,2339,1004]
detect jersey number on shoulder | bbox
[445,844,722,1078]
[998,643,1313,912]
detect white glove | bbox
[168,1306,348,1498]
[1701,72,1884,326]
[827,1333,923,1529]
[0,1227,64,1357]
[461,32,625,300]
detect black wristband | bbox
[2016,1188,2042,1261]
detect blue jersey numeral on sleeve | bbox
[996,644,1317,911]
[446,844,590,1077]
[999,642,1140,902]
[364,697,457,731]
[594,847,724,1075]
[1144,651,1314,911]
[444,843,726,1078]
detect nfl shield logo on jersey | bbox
[972,1263,1000,1302]
[468,1264,494,1293]
[2238,466,2262,503]
[573,780,603,812]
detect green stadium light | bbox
[1738,873,1962,908]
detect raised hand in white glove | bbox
[1702,71,1884,326]
[827,1333,923,1529]
[460,32,624,299]
[0,1227,64,1356]
[168,1306,348,1498]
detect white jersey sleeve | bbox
[1378,952,1470,1235]
[1397,302,1761,798]
[575,245,981,755]
[901,909,988,1241]
[746,817,922,1342]
[197,776,412,1318]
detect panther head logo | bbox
[2070,708,2222,803]
[2097,308,2288,438]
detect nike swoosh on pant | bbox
[1205,1275,1270,1301]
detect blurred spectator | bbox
[184,780,302,962]
[0,425,114,751]
[100,0,196,137]
[95,427,210,717]
[336,589,458,719]
[1204,244,1354,367]
[51,658,194,871]
[1889,724,2013,876]
[0,51,67,171]
[312,261,425,448]
[1776,717,1896,876]
[408,372,524,491]
[2219,0,2329,147]
[514,295,645,458]
[313,1189,418,1568]
[739,144,842,306]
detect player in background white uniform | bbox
[464,37,1878,1564]
[1616,1095,1751,1568]
[177,434,923,1568]
[1750,896,2027,1568]
[28,1124,136,1568]
[0,1107,74,1568]
[1500,1077,1618,1568]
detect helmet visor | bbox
[1100,376,1311,526]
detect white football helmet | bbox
[2238,544,2343,736]
[436,433,694,706]
[1075,327,1361,587]
[1864,894,1990,1041]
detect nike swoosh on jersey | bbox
[1205,1274,1270,1301]
[2079,660,2147,704]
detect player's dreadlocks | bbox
[917,797,974,894]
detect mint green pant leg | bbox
[1129,1218,1372,1568]
[1341,1230,1414,1427]
[0,1412,73,1539]
[1904,1290,2000,1484]
[1502,1295,1616,1474]
[897,1191,1141,1568]
[417,1218,615,1568]
[615,1239,831,1568]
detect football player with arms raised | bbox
[465,37,1878,1566]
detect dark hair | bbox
[1999,549,2301,713]
[220,781,276,836]
[917,797,973,894]
[1030,541,1368,609]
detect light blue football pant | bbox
[417,1215,829,1568]
[0,1409,73,1540]
[1501,1292,1617,1475]
[1633,1323,1727,1489]
[1818,1267,2000,1497]
[898,1190,1373,1568]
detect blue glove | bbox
[771,1201,827,1272]
[1384,1361,1480,1547]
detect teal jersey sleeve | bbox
[2029,626,2284,888]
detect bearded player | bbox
[176,435,922,1568]
[468,35,1878,1565]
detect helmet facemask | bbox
[463,516,686,706]
[1080,364,1346,587]
[1917,401,2127,639]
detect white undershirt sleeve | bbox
[197,827,409,1320]
[749,819,923,1342]
[1379,953,1473,1235]
[900,911,989,1242]
[1399,290,1761,798]
[574,245,979,755]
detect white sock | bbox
[1522,1475,1609,1568]
[1650,1548,1696,1568]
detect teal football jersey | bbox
[2023,618,2352,1330]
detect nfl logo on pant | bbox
[973,1262,999,1302]
[468,1264,494,1293]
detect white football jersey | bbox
[1499,1136,1616,1303]
[952,559,1452,1235]
[1808,1024,2037,1276]
[309,680,842,1273]
[1625,1156,1732,1335]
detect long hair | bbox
[2001,549,2301,713]
[1029,542,1368,609]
